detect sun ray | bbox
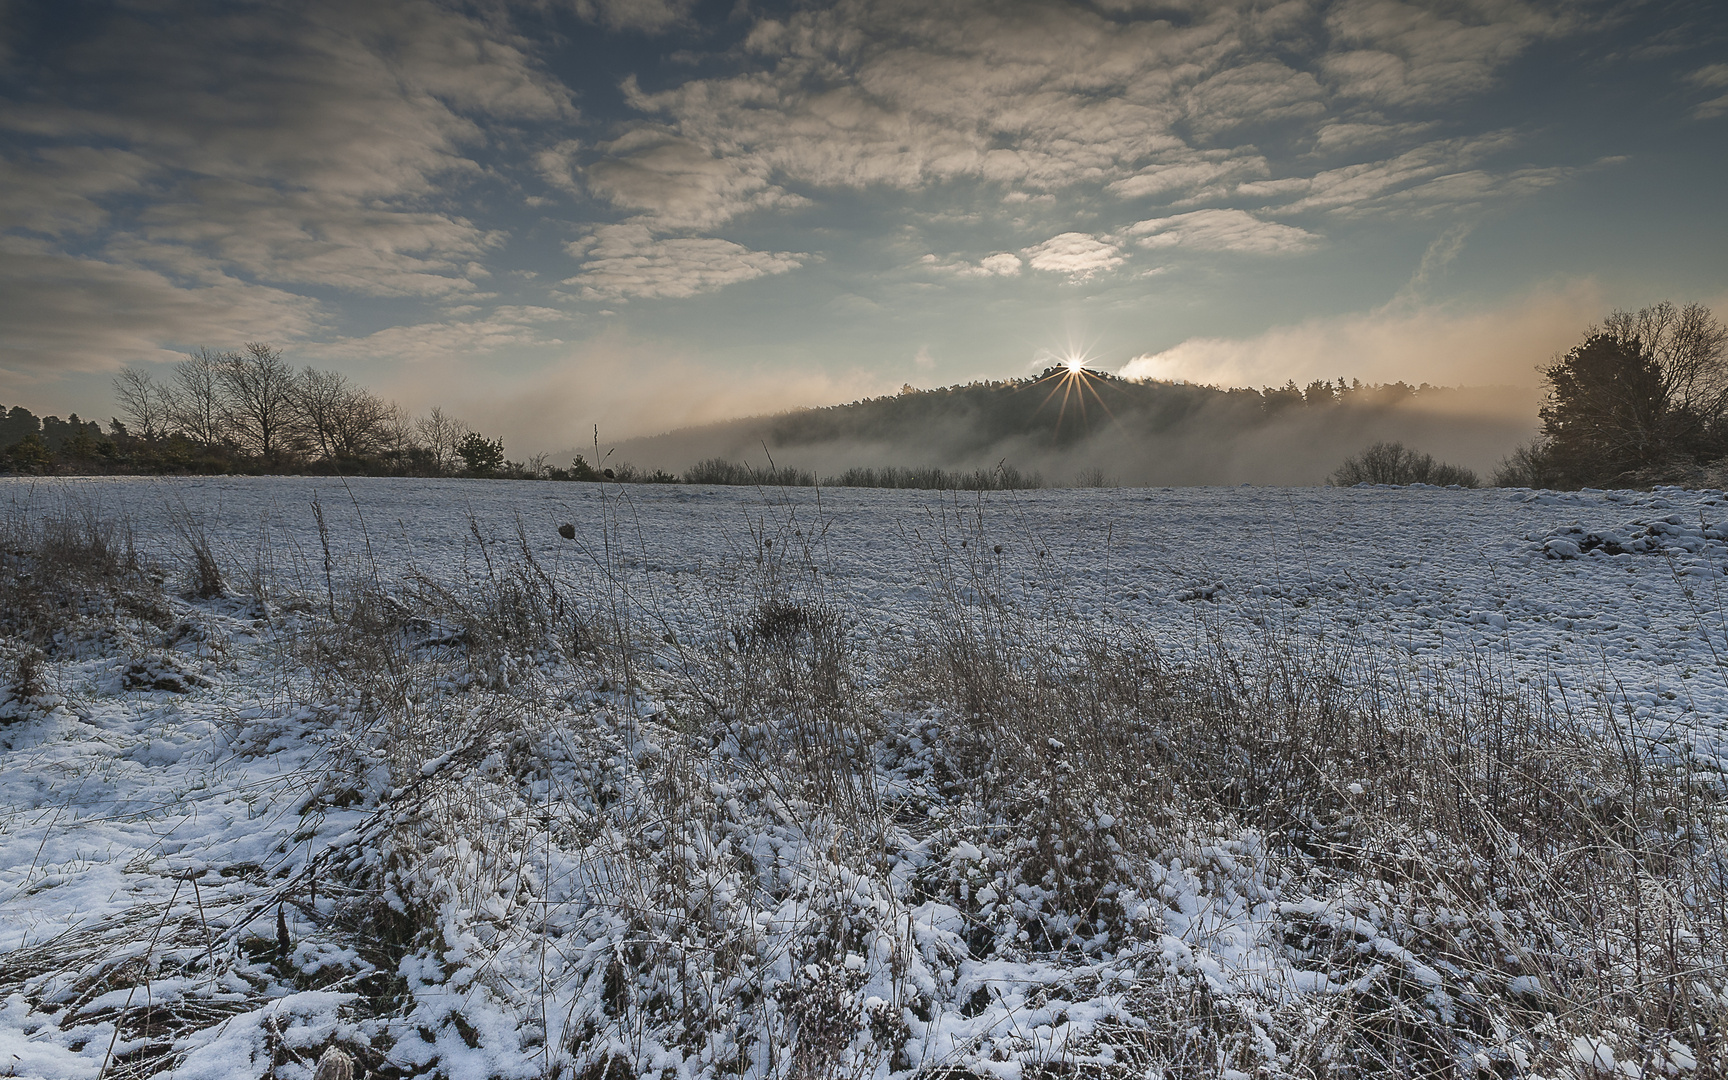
[1030,357,1119,441]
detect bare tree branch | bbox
[218,343,302,459]
[414,406,467,474]
[169,347,228,449]
[112,366,169,440]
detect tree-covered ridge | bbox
[766,367,1473,452]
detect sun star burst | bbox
[1033,355,1117,439]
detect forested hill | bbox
[769,370,1469,447]
[611,371,1539,487]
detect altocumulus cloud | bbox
[1129,210,1318,255]
[919,252,1023,278]
[0,0,572,375]
[1319,0,1573,108]
[1023,234,1125,281]
[0,237,321,377]
[563,225,804,302]
[1690,64,1728,119]
[570,0,698,33]
[577,129,811,232]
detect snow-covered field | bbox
[1,477,1723,1079]
[14,476,1728,754]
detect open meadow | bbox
[2,476,1725,1079]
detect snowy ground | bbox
[1,477,1723,1079]
[14,475,1728,746]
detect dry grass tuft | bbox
[0,497,169,660]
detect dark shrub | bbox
[1331,441,1478,487]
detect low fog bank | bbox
[597,378,1541,487]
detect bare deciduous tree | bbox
[377,401,414,456]
[112,366,170,439]
[1601,301,1728,425]
[170,347,228,448]
[298,366,402,461]
[328,386,393,459]
[415,406,467,474]
[218,343,302,458]
[296,367,351,460]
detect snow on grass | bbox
[0,477,1724,1079]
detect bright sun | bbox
[1031,350,1116,439]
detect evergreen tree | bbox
[1540,334,1672,484]
[457,432,505,476]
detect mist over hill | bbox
[603,371,1541,486]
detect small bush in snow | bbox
[1331,440,1479,487]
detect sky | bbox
[1,0,1725,453]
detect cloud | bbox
[0,0,572,300]
[919,251,1023,277]
[121,183,502,298]
[619,1,1244,195]
[1181,61,1327,138]
[1689,63,1728,119]
[1322,0,1568,107]
[1391,222,1473,303]
[589,0,1584,259]
[0,0,618,409]
[1310,120,1438,155]
[1128,209,1318,254]
[3,2,572,186]
[1368,164,1577,215]
[1118,282,1608,390]
[1023,233,1124,280]
[564,223,804,300]
[307,307,577,371]
[0,147,153,236]
[566,0,698,33]
[605,0,1575,204]
[0,236,321,386]
[1106,151,1270,201]
[581,128,809,230]
[1235,133,1584,217]
[534,139,585,194]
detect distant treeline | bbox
[0,393,1047,489]
[1,347,1496,485]
[1,343,546,478]
[2,346,1466,482]
[14,307,1720,489]
[5,340,1023,484]
[0,406,107,472]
